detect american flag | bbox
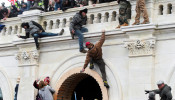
[8,0,17,5]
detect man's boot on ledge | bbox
[59,29,64,35]
[141,20,149,24]
[70,32,74,39]
[123,23,128,26]
[36,44,40,50]
[89,63,94,69]
[116,25,121,28]
[80,49,87,53]
[132,21,140,25]
[104,81,110,88]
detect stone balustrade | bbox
[0,0,175,44]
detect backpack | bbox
[36,91,43,100]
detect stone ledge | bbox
[13,29,123,45]
[121,24,156,33]
[157,23,175,29]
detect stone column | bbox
[163,4,168,15]
[172,4,175,14]
[15,45,39,100]
[15,10,42,100]
[122,24,156,100]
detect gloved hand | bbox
[145,90,150,94]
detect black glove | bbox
[145,90,150,94]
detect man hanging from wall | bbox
[80,30,110,88]
[69,8,88,53]
[132,0,149,25]
[145,80,172,100]
[17,21,64,50]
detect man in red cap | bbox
[33,76,50,89]
[81,30,109,88]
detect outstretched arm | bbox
[81,53,90,72]
[18,32,30,39]
[96,30,105,47]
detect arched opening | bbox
[159,5,163,15]
[57,73,102,100]
[0,88,3,100]
[167,3,172,14]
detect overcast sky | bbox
[0,0,27,7]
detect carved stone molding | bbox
[124,39,156,57]
[15,50,39,65]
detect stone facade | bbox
[0,0,175,100]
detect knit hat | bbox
[86,42,90,47]
[80,8,88,14]
[157,80,164,85]
[44,76,50,84]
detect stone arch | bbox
[51,54,123,100]
[167,3,172,14]
[0,66,13,100]
[57,71,103,100]
[159,5,163,15]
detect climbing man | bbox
[17,21,64,50]
[80,30,110,88]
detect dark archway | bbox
[57,73,102,100]
[71,76,102,100]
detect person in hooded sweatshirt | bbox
[39,80,55,100]
[145,80,172,100]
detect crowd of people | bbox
[0,0,115,21]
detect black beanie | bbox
[80,8,88,14]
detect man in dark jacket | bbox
[17,21,64,50]
[145,80,172,100]
[80,30,110,88]
[69,8,88,53]
[54,0,62,11]
[62,0,75,11]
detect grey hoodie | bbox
[39,85,55,100]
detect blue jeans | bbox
[33,32,59,49]
[74,27,88,51]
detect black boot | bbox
[89,64,94,69]
[104,81,110,88]
[59,29,64,35]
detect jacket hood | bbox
[40,86,46,91]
